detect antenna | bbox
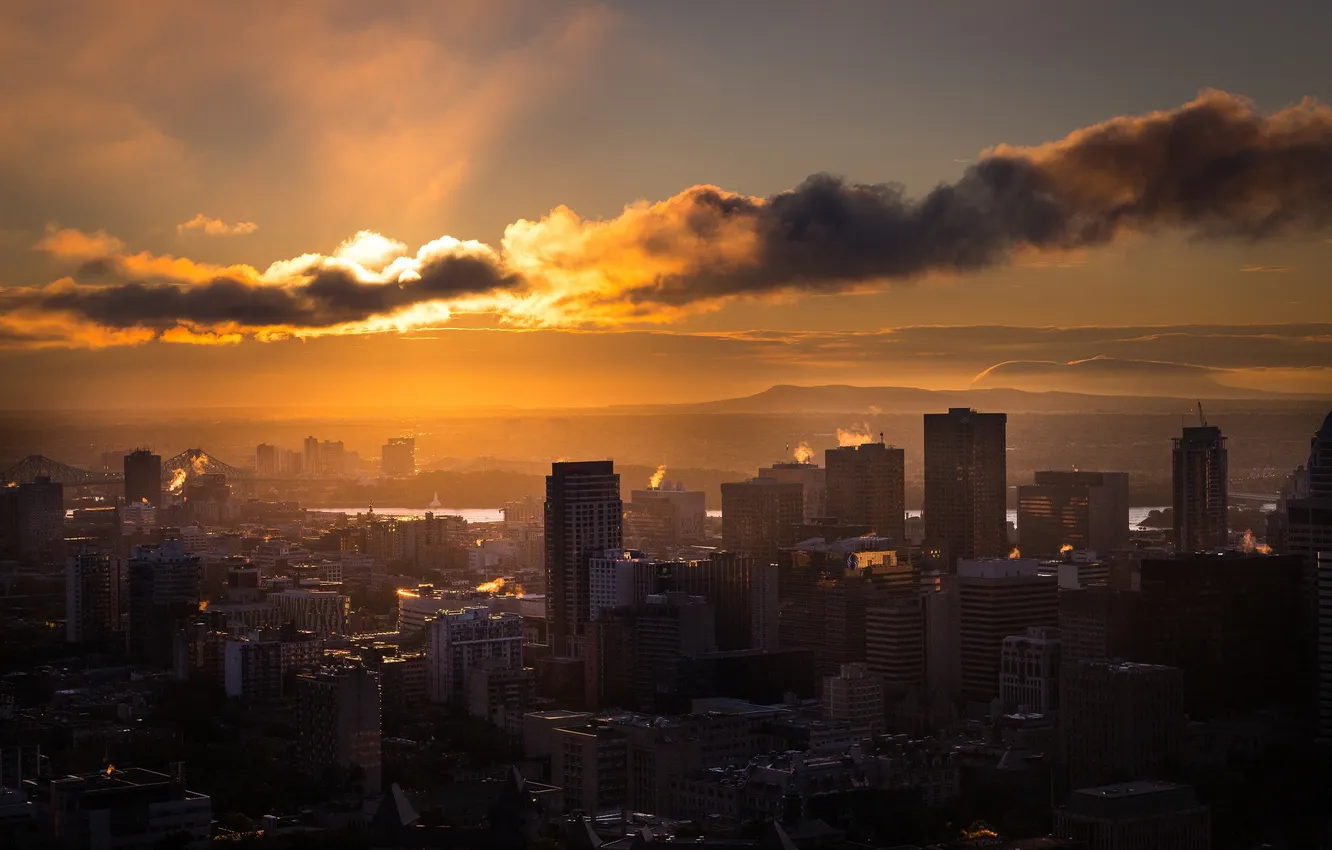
[1196,400,1207,428]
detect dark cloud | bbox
[635,91,1332,305]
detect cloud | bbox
[33,226,125,260]
[177,214,258,236]
[4,90,1332,345]
[970,355,1298,397]
[1240,265,1295,272]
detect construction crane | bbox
[1196,400,1207,427]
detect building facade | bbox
[545,461,622,658]
[956,558,1058,702]
[1018,470,1130,557]
[824,442,907,543]
[923,408,1008,567]
[1172,425,1228,552]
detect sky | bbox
[1,0,1330,410]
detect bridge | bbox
[2,448,253,487]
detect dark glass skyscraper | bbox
[923,408,1008,567]
[545,460,622,658]
[1171,426,1228,551]
[824,441,906,543]
[123,449,162,507]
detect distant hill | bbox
[654,384,1318,415]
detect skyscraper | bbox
[123,449,162,507]
[924,408,1008,567]
[720,478,803,563]
[757,461,827,522]
[1318,551,1332,746]
[66,547,124,645]
[294,665,382,796]
[545,460,622,658]
[381,437,416,477]
[1171,425,1228,551]
[1018,470,1130,556]
[127,538,201,669]
[303,436,320,477]
[824,441,906,543]
[254,443,278,476]
[956,558,1058,701]
[1059,661,1184,791]
[6,476,64,562]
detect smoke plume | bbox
[793,442,814,464]
[6,91,1332,345]
[648,464,667,489]
[836,424,876,447]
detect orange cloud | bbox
[178,214,258,236]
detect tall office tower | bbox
[584,608,638,710]
[254,443,278,477]
[866,596,926,690]
[4,476,64,562]
[302,436,320,477]
[1172,425,1228,551]
[66,547,124,645]
[999,627,1061,713]
[588,548,660,621]
[127,538,202,669]
[1318,551,1332,745]
[123,449,162,507]
[546,461,622,658]
[750,560,780,650]
[1059,661,1185,791]
[824,442,907,543]
[1138,552,1304,719]
[1018,471,1131,556]
[1058,587,1141,666]
[381,437,416,477]
[668,551,761,651]
[924,572,962,698]
[720,478,804,563]
[758,461,827,522]
[1283,411,1332,673]
[956,558,1059,702]
[320,440,346,476]
[631,592,715,712]
[923,408,1008,567]
[823,662,885,735]
[294,665,382,797]
[424,607,523,705]
[1054,782,1210,850]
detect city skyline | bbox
[2,2,1331,410]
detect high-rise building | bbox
[43,766,212,849]
[631,592,716,712]
[1059,661,1184,791]
[270,587,349,638]
[294,665,382,796]
[381,437,416,477]
[1018,471,1130,557]
[254,443,278,476]
[545,461,622,658]
[1318,551,1332,745]
[3,475,64,561]
[823,662,884,735]
[758,461,827,522]
[1171,425,1228,551]
[1281,410,1332,681]
[666,551,762,651]
[1000,627,1061,714]
[303,436,320,477]
[588,549,661,621]
[956,558,1058,701]
[1137,552,1304,718]
[1053,782,1210,850]
[1059,587,1141,666]
[127,538,201,669]
[124,449,162,507]
[425,607,524,705]
[625,483,706,552]
[866,596,925,691]
[825,442,906,543]
[66,547,124,645]
[720,478,804,563]
[923,408,1008,567]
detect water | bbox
[311,507,505,523]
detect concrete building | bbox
[41,766,211,850]
[294,665,382,796]
[381,436,416,477]
[224,632,283,701]
[3,476,64,562]
[721,477,804,564]
[1000,626,1061,714]
[1138,551,1304,718]
[631,593,716,712]
[665,551,765,651]
[65,548,124,645]
[956,558,1058,701]
[758,460,827,522]
[588,548,659,621]
[396,586,490,634]
[467,666,536,739]
[123,449,162,507]
[1319,551,1332,746]
[1053,781,1210,850]
[425,607,524,705]
[545,460,622,658]
[923,572,961,699]
[924,408,1008,567]
[271,587,349,637]
[551,721,627,816]
[1018,471,1130,557]
[1172,425,1228,552]
[127,539,201,669]
[625,483,706,550]
[825,441,907,543]
[255,443,278,476]
[866,596,925,690]
[1060,661,1184,791]
[1058,587,1141,666]
[823,662,884,735]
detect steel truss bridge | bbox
[2,449,252,487]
